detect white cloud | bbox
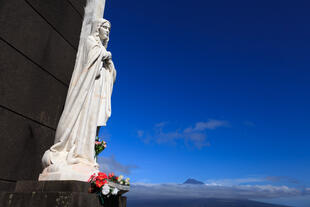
[265,176,300,184]
[243,121,256,127]
[137,119,229,149]
[137,130,144,137]
[154,122,169,128]
[128,183,304,200]
[184,119,230,132]
[205,177,266,186]
[97,155,137,175]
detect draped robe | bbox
[41,34,116,175]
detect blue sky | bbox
[98,1,310,206]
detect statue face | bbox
[99,24,110,41]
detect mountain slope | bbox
[183,178,204,185]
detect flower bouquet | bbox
[95,136,107,157]
[88,172,130,205]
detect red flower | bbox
[97,172,108,180]
[95,179,105,188]
[89,172,109,188]
[108,172,115,179]
[88,173,96,182]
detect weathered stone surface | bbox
[108,182,130,195]
[67,0,86,17]
[15,181,130,196]
[0,180,16,192]
[0,192,101,207]
[15,181,89,193]
[0,181,127,207]
[0,0,76,85]
[0,39,68,129]
[0,108,55,181]
[26,0,83,48]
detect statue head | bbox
[91,18,111,46]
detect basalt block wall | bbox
[0,0,86,189]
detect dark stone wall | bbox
[0,0,86,188]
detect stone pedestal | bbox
[38,163,99,182]
[0,181,127,207]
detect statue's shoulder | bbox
[86,35,97,45]
[85,35,101,52]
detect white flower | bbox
[120,180,124,185]
[125,178,130,185]
[111,187,119,195]
[101,184,110,195]
[117,175,124,182]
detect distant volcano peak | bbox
[183,178,204,184]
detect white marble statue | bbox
[39,18,116,181]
